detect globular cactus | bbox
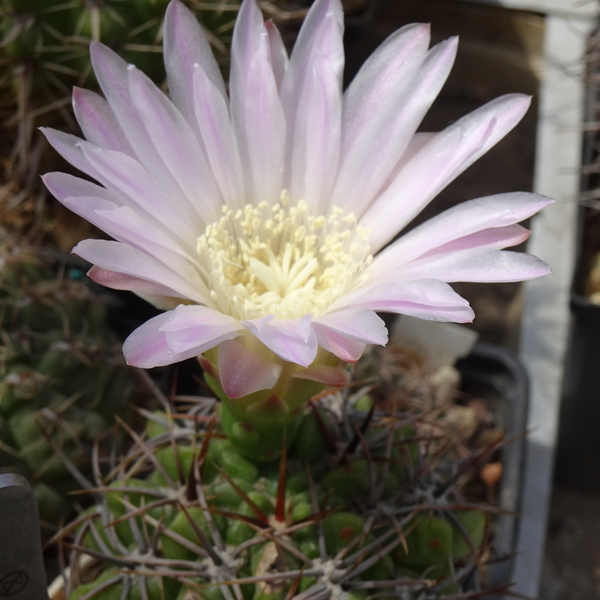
[53,346,505,600]
[0,242,136,525]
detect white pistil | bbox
[196,193,372,320]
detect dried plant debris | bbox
[50,342,512,600]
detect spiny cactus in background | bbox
[0,241,137,526]
[51,343,509,600]
[0,0,248,237]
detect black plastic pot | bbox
[456,342,529,589]
[555,291,600,492]
[554,58,600,491]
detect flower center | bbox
[196,193,373,320]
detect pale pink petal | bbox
[265,20,289,89]
[312,325,367,362]
[73,239,208,303]
[42,171,193,256]
[42,171,123,206]
[159,304,242,354]
[333,37,457,215]
[386,304,474,322]
[61,197,195,271]
[193,65,244,207]
[314,309,388,346]
[280,0,344,190]
[395,249,552,283]
[289,55,342,212]
[341,23,430,146]
[90,43,191,202]
[127,65,222,222]
[291,364,349,386]
[123,312,185,367]
[229,0,285,203]
[381,132,436,187]
[218,339,283,398]
[361,94,533,250]
[88,266,182,299]
[329,280,474,322]
[78,143,198,244]
[163,0,226,127]
[40,128,102,181]
[421,224,529,256]
[367,192,552,278]
[241,315,318,367]
[72,87,133,154]
[123,307,240,368]
[89,43,155,160]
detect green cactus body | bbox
[0,0,241,204]
[450,510,486,560]
[0,247,137,524]
[59,390,494,600]
[392,514,455,570]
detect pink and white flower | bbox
[42,0,551,399]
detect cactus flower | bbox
[42,0,550,455]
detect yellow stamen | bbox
[196,192,372,320]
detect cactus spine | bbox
[54,340,504,599]
[0,242,136,526]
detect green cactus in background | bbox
[0,0,304,239]
[52,341,505,599]
[0,241,136,526]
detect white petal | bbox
[314,309,388,345]
[64,198,194,273]
[160,304,242,354]
[367,192,552,279]
[90,43,193,202]
[193,65,245,208]
[123,308,240,368]
[72,87,133,154]
[361,94,533,251]
[265,20,289,89]
[332,278,467,308]
[73,239,208,303]
[43,171,123,206]
[289,55,342,212]
[40,128,102,181]
[127,65,223,223]
[329,279,474,323]
[242,316,318,367]
[341,23,430,147]
[229,0,285,203]
[163,0,226,126]
[393,248,552,283]
[280,0,344,191]
[333,34,456,215]
[79,143,199,245]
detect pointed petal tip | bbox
[89,40,107,59]
[165,0,185,18]
[499,92,533,114]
